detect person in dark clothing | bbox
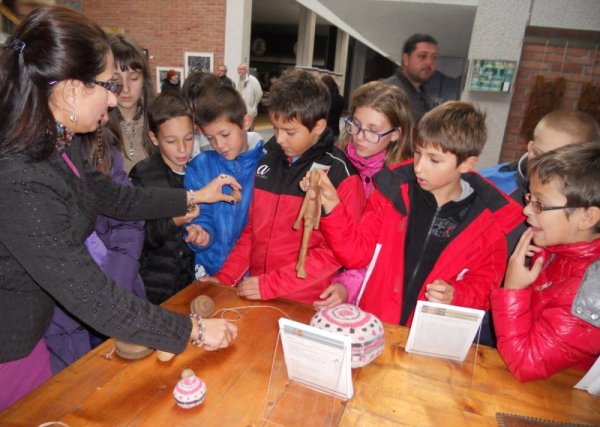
[216,64,235,88]
[0,7,237,411]
[130,92,197,304]
[321,74,345,140]
[161,69,181,93]
[386,33,438,123]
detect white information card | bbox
[278,318,353,400]
[406,301,484,362]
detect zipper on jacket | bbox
[406,206,440,294]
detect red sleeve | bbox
[321,187,390,269]
[258,175,365,300]
[491,287,600,382]
[446,231,507,311]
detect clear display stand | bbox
[262,319,352,427]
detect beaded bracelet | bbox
[190,313,206,348]
[186,190,196,213]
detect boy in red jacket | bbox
[310,102,524,327]
[492,141,600,382]
[211,69,365,304]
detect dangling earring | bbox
[95,122,104,166]
[69,89,77,122]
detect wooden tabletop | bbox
[1,282,598,426]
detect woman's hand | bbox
[299,170,340,214]
[190,174,242,204]
[504,227,544,290]
[185,224,210,246]
[201,318,238,351]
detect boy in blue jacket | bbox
[185,86,265,277]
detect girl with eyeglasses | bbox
[314,80,414,308]
[0,6,238,411]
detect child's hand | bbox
[504,227,544,290]
[197,276,220,285]
[425,280,455,304]
[236,276,261,300]
[300,170,340,214]
[173,204,200,227]
[200,318,238,351]
[313,283,348,309]
[192,174,242,204]
[185,224,210,246]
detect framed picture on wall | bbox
[184,52,213,78]
[57,0,83,11]
[156,66,184,93]
[468,59,517,93]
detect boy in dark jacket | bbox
[129,92,198,304]
[212,69,365,304]
[310,102,524,326]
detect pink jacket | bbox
[492,238,600,382]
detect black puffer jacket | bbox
[130,152,195,304]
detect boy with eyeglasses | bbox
[307,102,524,331]
[491,141,600,382]
[211,69,365,304]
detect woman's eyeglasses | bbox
[93,80,123,95]
[524,193,582,214]
[344,117,396,144]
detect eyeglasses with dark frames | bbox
[524,193,583,214]
[93,80,123,95]
[344,117,396,144]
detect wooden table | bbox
[1,282,598,426]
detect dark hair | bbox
[0,6,110,161]
[403,33,438,55]
[148,91,193,138]
[416,101,486,165]
[181,71,220,108]
[321,75,340,98]
[80,124,122,176]
[338,81,413,165]
[194,86,247,129]
[107,34,154,157]
[262,68,330,131]
[529,140,600,232]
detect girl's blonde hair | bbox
[338,81,414,165]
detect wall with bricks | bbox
[500,42,599,162]
[83,0,227,91]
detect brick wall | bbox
[500,42,600,162]
[84,0,226,90]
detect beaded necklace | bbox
[117,104,143,157]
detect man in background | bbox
[386,33,438,123]
[236,63,263,130]
[217,65,234,88]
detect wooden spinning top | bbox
[114,340,153,360]
[190,295,215,317]
[173,369,207,409]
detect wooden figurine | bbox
[293,170,322,278]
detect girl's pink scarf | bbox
[346,141,386,197]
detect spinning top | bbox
[231,189,242,203]
[190,295,214,318]
[114,340,153,360]
[173,369,207,409]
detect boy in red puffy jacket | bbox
[492,141,600,382]
[307,102,524,328]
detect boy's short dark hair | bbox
[194,86,247,129]
[403,33,438,55]
[529,140,600,232]
[181,71,220,109]
[262,68,330,131]
[148,91,192,134]
[416,101,487,165]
